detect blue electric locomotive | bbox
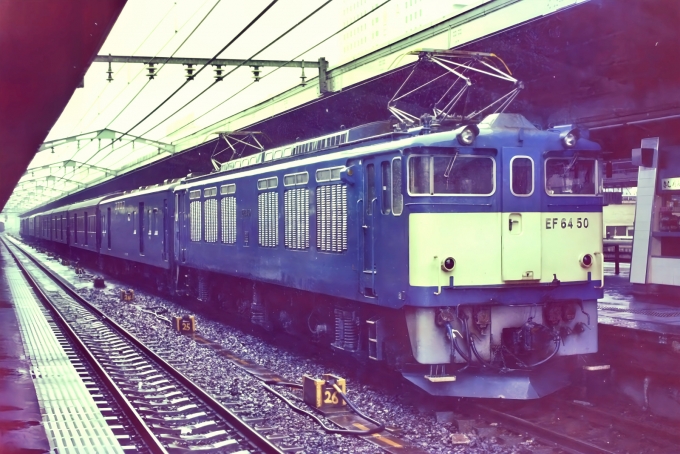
[172,112,602,399]
[19,50,604,399]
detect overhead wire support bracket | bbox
[95,55,331,94]
[94,55,324,69]
[37,129,175,154]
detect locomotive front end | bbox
[402,114,603,399]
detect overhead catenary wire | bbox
[58,0,218,177]
[62,0,279,185]
[99,0,225,136]
[163,0,393,140]
[68,1,180,137]
[89,0,225,169]
[104,0,337,171]
[136,0,335,139]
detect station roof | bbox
[7,0,680,216]
[0,0,127,213]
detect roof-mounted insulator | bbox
[252,66,261,82]
[106,60,113,83]
[146,62,156,80]
[214,64,224,81]
[300,60,306,86]
[185,64,195,81]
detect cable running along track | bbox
[1,236,281,454]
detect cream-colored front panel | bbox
[409,213,502,287]
[502,212,542,281]
[410,212,602,288]
[540,212,603,284]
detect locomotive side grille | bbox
[204,199,218,243]
[284,188,309,250]
[316,184,347,253]
[221,197,236,244]
[190,201,202,242]
[258,191,279,247]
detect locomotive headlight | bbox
[580,253,593,268]
[560,129,580,148]
[441,257,456,272]
[456,125,479,145]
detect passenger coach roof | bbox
[63,193,121,212]
[104,180,183,204]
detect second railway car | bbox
[20,112,604,399]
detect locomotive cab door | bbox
[359,159,377,296]
[501,149,542,281]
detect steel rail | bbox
[1,237,167,454]
[559,399,680,447]
[473,404,615,454]
[4,236,282,454]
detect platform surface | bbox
[0,241,125,453]
[0,244,50,453]
[599,263,680,336]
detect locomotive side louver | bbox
[258,191,279,247]
[190,201,202,242]
[285,188,309,250]
[204,199,218,243]
[220,197,237,244]
[316,184,347,253]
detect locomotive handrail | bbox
[594,251,605,289]
[370,197,377,293]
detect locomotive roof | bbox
[176,113,599,191]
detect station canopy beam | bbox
[38,129,174,154]
[93,55,329,91]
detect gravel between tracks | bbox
[34,249,542,454]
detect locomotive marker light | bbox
[580,253,594,268]
[456,125,479,146]
[560,129,580,148]
[441,257,456,272]
[340,166,356,185]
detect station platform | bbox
[0,241,125,453]
[597,262,680,376]
[599,263,680,336]
[0,244,50,453]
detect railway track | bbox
[2,236,282,454]
[470,393,680,453]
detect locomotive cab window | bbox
[511,156,534,196]
[545,157,597,196]
[408,154,495,195]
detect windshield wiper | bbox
[444,151,459,179]
[563,152,580,176]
